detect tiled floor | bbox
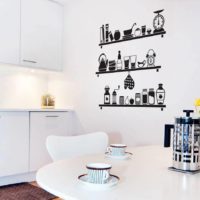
[30,182,62,200]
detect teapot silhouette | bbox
[98,53,108,72]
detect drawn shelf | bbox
[96,66,161,77]
[99,31,166,48]
[99,104,166,111]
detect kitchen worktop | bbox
[0,108,73,112]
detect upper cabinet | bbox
[0,0,20,65]
[21,0,63,71]
[0,0,64,71]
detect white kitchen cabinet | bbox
[21,0,63,71]
[0,0,20,65]
[0,112,29,177]
[30,112,69,171]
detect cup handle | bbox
[102,170,109,181]
[107,147,112,154]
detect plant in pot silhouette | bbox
[98,53,108,72]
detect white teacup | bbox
[107,144,127,156]
[86,163,112,184]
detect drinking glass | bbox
[129,55,137,69]
[124,56,130,70]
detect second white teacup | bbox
[107,144,127,156]
[86,163,112,184]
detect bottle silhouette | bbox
[117,51,123,70]
[104,86,110,104]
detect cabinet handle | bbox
[45,115,59,118]
[23,59,37,64]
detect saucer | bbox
[78,174,119,189]
[105,152,132,160]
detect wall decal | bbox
[104,86,110,104]
[99,10,166,48]
[117,51,123,70]
[129,98,134,105]
[98,53,108,72]
[114,30,121,41]
[137,60,146,68]
[112,86,120,105]
[153,9,165,34]
[97,9,166,111]
[149,88,155,105]
[108,60,116,71]
[135,93,141,105]
[125,96,130,105]
[156,83,165,104]
[96,49,160,76]
[146,49,156,67]
[119,96,124,105]
[124,73,135,90]
[123,23,136,40]
[99,84,166,110]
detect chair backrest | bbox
[46,132,109,161]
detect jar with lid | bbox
[104,86,110,104]
[135,93,141,105]
[112,90,117,105]
[148,88,155,105]
[156,84,165,104]
[142,89,148,105]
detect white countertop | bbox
[0,108,73,112]
[37,145,200,200]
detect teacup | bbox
[86,163,112,184]
[107,144,127,156]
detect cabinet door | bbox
[30,112,69,171]
[21,0,63,71]
[0,112,29,177]
[0,0,20,65]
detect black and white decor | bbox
[97,9,167,111]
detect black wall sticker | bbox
[97,9,166,111]
[146,49,156,67]
[96,49,161,77]
[99,10,166,48]
[98,53,108,72]
[153,9,165,33]
[100,84,166,110]
[112,86,120,105]
[124,73,135,90]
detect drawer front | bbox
[30,112,69,171]
[0,112,29,177]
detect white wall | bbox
[0,64,48,108]
[48,0,200,145]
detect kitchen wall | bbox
[0,64,48,108]
[48,0,200,145]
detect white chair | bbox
[46,132,109,161]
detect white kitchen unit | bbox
[0,0,63,71]
[0,109,73,186]
[0,112,29,177]
[21,0,63,71]
[0,0,20,65]
[30,112,69,171]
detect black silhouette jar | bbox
[104,86,110,105]
[156,84,165,104]
[114,30,121,41]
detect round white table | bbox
[36,146,200,200]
